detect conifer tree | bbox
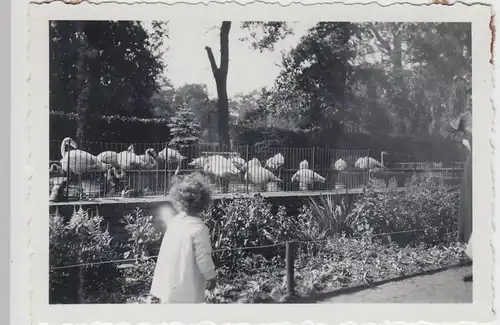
[167,102,202,151]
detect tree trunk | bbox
[205,21,231,147]
[74,22,91,143]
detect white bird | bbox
[116,144,142,170]
[229,156,247,171]
[188,156,208,169]
[136,148,158,170]
[265,153,285,178]
[355,151,387,171]
[333,158,348,171]
[158,147,186,163]
[203,155,240,192]
[96,151,120,168]
[299,160,309,170]
[157,146,186,176]
[59,137,102,174]
[244,164,282,191]
[265,153,285,169]
[291,169,326,191]
[203,155,240,178]
[58,137,104,199]
[241,157,262,172]
[49,163,64,176]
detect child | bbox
[150,172,216,303]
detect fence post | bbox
[311,147,315,192]
[245,145,249,193]
[66,146,71,199]
[164,157,168,196]
[285,241,295,300]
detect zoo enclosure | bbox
[50,140,465,200]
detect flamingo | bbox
[157,146,186,176]
[136,148,158,170]
[299,160,309,170]
[241,157,262,172]
[354,151,387,171]
[291,168,326,191]
[96,150,123,168]
[333,158,348,171]
[59,137,104,198]
[265,153,285,178]
[203,155,240,178]
[244,164,282,192]
[203,155,240,192]
[116,144,143,170]
[188,156,208,170]
[229,156,247,171]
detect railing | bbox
[49,141,373,200]
[49,140,465,202]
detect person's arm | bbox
[193,224,216,281]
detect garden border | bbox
[285,261,472,304]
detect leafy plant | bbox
[201,194,299,268]
[49,207,121,303]
[349,171,459,246]
[118,208,162,300]
[307,191,355,237]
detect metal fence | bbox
[49,140,464,201]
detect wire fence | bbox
[49,225,459,303]
[49,140,465,202]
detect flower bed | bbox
[49,172,464,304]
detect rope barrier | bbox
[49,225,456,271]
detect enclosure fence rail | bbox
[49,225,460,301]
[49,139,464,202]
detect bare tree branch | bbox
[371,26,392,55]
[204,46,219,77]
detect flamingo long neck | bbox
[60,140,69,157]
[381,153,384,167]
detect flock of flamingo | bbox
[49,137,391,201]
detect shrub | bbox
[49,207,122,303]
[117,208,162,303]
[49,111,171,150]
[167,103,201,151]
[201,194,302,269]
[306,192,355,238]
[348,171,460,246]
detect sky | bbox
[163,21,317,98]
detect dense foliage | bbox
[49,175,464,304]
[167,103,202,151]
[49,111,172,159]
[50,21,167,118]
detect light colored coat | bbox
[150,212,216,303]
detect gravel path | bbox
[320,266,472,303]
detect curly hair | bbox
[168,172,213,215]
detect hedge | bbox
[50,111,172,159]
[233,125,465,165]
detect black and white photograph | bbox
[35,4,492,314]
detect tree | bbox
[352,22,471,136]
[269,22,358,131]
[167,103,202,150]
[204,22,293,146]
[50,21,168,120]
